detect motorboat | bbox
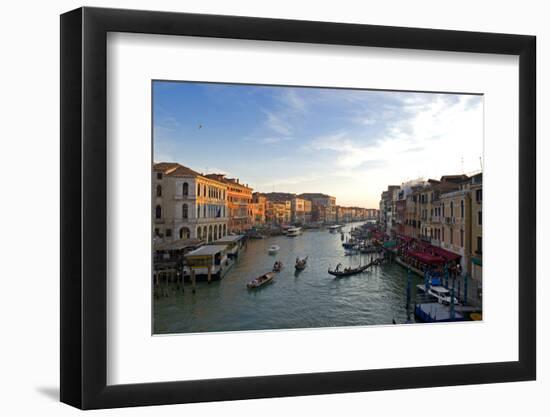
[286,227,302,237]
[246,272,275,289]
[426,286,459,305]
[268,245,280,254]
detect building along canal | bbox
[153,222,424,334]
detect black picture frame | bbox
[60,6,536,410]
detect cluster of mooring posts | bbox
[153,235,247,298]
[407,265,480,323]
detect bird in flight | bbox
[198,124,203,130]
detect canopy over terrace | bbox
[406,251,446,265]
[431,246,461,262]
[371,230,386,240]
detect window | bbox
[155,205,162,219]
[476,189,482,202]
[197,205,201,218]
[165,228,172,237]
[182,204,188,219]
[478,210,482,225]
[477,236,482,254]
[460,229,464,247]
[156,184,162,197]
[450,227,453,244]
[442,227,445,242]
[460,200,464,218]
[182,182,189,196]
[156,172,162,180]
[154,228,160,236]
[197,184,200,196]
[450,201,454,217]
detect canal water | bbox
[153,222,423,334]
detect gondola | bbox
[295,256,308,271]
[328,262,370,277]
[273,261,283,272]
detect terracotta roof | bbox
[153,162,202,177]
[205,174,252,190]
[168,164,202,178]
[153,162,180,174]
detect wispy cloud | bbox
[153,81,483,207]
[263,110,293,136]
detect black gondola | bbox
[328,262,371,277]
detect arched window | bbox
[460,200,464,218]
[156,184,162,197]
[182,204,188,219]
[182,182,189,196]
[213,225,218,240]
[197,205,201,218]
[450,202,454,217]
[155,205,162,219]
[197,184,200,196]
[179,227,190,239]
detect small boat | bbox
[286,227,302,237]
[246,272,275,289]
[426,286,459,305]
[328,225,343,233]
[273,261,283,272]
[360,246,380,254]
[328,263,370,277]
[342,240,357,249]
[295,256,308,270]
[268,245,280,254]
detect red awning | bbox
[407,251,446,265]
[431,246,461,261]
[397,234,413,242]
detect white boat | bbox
[246,272,275,289]
[328,225,343,233]
[268,245,280,254]
[426,286,459,305]
[286,227,302,237]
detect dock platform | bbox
[414,303,467,323]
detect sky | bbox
[153,81,483,208]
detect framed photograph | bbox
[60,7,536,409]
